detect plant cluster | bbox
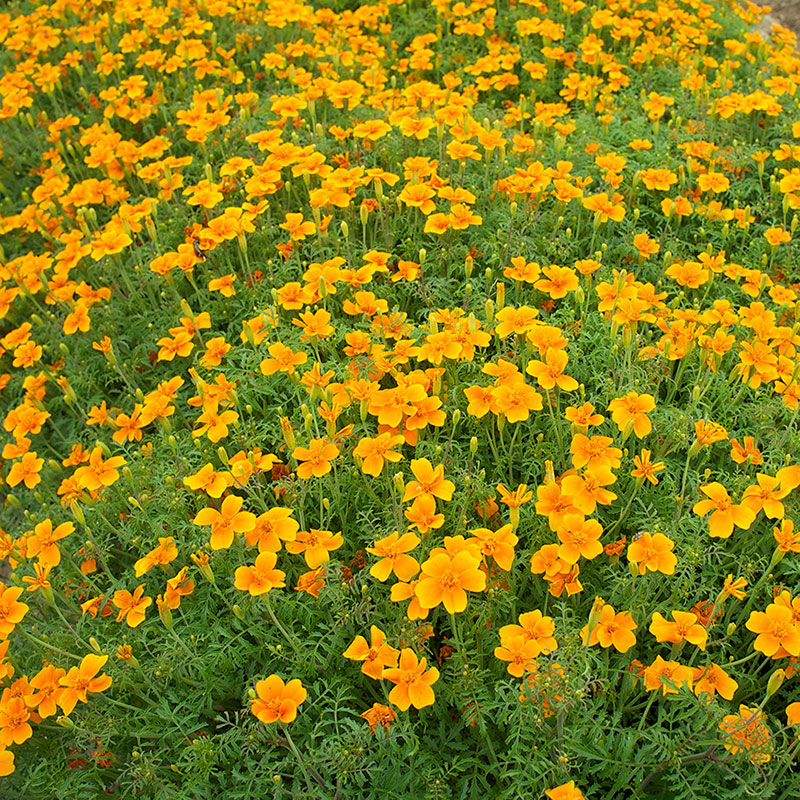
[1,0,800,797]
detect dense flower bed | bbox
[2,0,800,796]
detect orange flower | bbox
[74,447,126,491]
[112,584,152,628]
[133,537,178,577]
[234,552,286,596]
[565,403,605,429]
[607,392,655,438]
[722,574,748,601]
[250,675,307,724]
[367,531,420,582]
[6,451,44,489]
[383,648,439,710]
[415,550,486,614]
[402,458,455,503]
[560,466,617,514]
[630,449,665,485]
[0,696,32,747]
[555,514,604,563]
[25,519,74,567]
[741,474,789,519]
[469,524,518,571]
[545,781,585,800]
[693,483,755,538]
[642,656,693,695]
[649,610,707,650]
[498,610,557,655]
[493,634,540,677]
[245,508,299,552]
[280,212,316,241]
[353,432,404,477]
[260,343,308,376]
[285,529,343,569]
[29,663,67,719]
[746,604,800,657]
[719,705,771,765]
[0,585,28,637]
[193,495,257,550]
[525,349,578,391]
[183,463,229,498]
[626,532,677,575]
[343,625,400,679]
[583,603,637,652]
[293,438,340,479]
[692,663,738,700]
[360,703,397,733]
[58,654,113,715]
[404,495,445,534]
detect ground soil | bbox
[753,0,800,38]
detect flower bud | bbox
[393,472,405,495]
[470,436,478,454]
[70,500,85,525]
[157,595,173,629]
[766,668,785,698]
[232,604,245,620]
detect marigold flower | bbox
[630,449,665,485]
[183,463,229,498]
[626,532,677,575]
[719,705,771,764]
[0,697,32,747]
[565,402,604,429]
[251,675,307,724]
[693,483,755,538]
[649,610,708,650]
[112,584,152,628]
[29,663,66,719]
[134,537,178,577]
[404,495,445,534]
[525,349,578,391]
[353,432,404,477]
[260,342,308,376]
[193,495,257,550]
[343,626,400,679]
[360,703,397,733]
[295,567,325,598]
[74,447,126,491]
[642,656,693,695]
[25,519,74,567]
[494,634,541,677]
[582,603,637,653]
[58,654,113,715]
[383,648,439,711]
[469,524,518,571]
[741,474,789,519]
[0,585,28,637]
[545,782,585,800]
[6,451,44,489]
[234,551,286,596]
[746,604,800,657]
[556,514,604,564]
[415,550,486,614]
[245,508,299,552]
[367,531,420,582]
[402,458,455,503]
[692,663,738,700]
[285,529,343,569]
[607,392,655,438]
[293,437,340,479]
